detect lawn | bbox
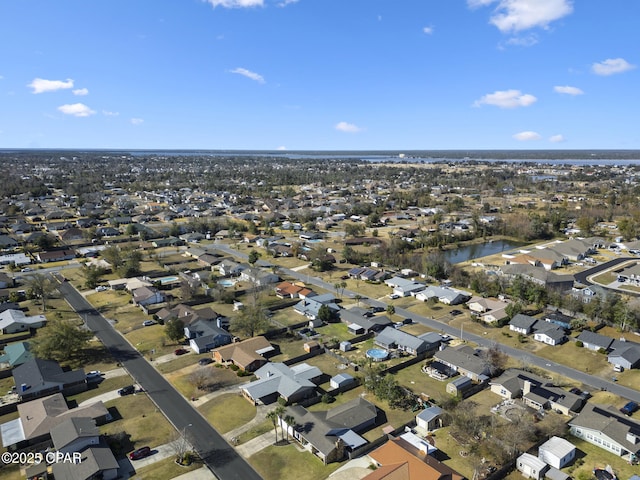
[237,419,273,445]
[198,393,256,433]
[101,394,176,449]
[66,376,134,406]
[164,363,248,399]
[249,443,342,480]
[130,457,203,479]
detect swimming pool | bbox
[366,348,389,362]
[157,276,179,285]
[218,279,237,287]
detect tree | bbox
[386,305,396,316]
[26,273,57,312]
[282,414,295,442]
[82,264,107,289]
[248,249,261,266]
[266,405,286,444]
[165,318,185,343]
[234,305,270,338]
[31,319,93,363]
[482,343,508,376]
[317,304,337,323]
[189,368,215,392]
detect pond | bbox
[442,240,524,264]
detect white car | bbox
[388,294,400,299]
[95,285,108,292]
[142,320,156,327]
[86,370,102,380]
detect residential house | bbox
[212,336,275,372]
[490,369,583,415]
[239,267,280,287]
[281,397,377,465]
[0,393,110,451]
[0,341,34,368]
[499,265,575,292]
[50,417,101,455]
[341,309,392,335]
[608,339,640,370]
[415,286,470,305]
[544,311,574,330]
[57,227,84,242]
[0,253,31,266]
[467,296,510,324]
[569,403,640,457]
[294,293,340,320]
[184,319,232,354]
[384,277,426,297]
[0,272,14,289]
[218,259,245,277]
[275,281,313,299]
[576,330,614,352]
[51,443,120,480]
[532,323,567,346]
[516,452,548,479]
[509,314,538,335]
[526,248,566,270]
[538,436,576,469]
[374,327,429,356]
[241,362,322,405]
[35,249,76,263]
[365,436,466,480]
[131,286,165,307]
[0,309,47,334]
[433,345,491,382]
[12,358,87,402]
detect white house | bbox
[0,309,47,334]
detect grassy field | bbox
[198,393,256,434]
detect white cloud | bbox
[591,58,636,76]
[335,121,362,133]
[474,89,537,108]
[130,118,144,125]
[230,67,265,84]
[102,110,120,116]
[73,88,89,96]
[276,146,287,150]
[513,131,541,141]
[204,0,263,8]
[549,134,565,143]
[57,103,96,117]
[28,77,74,94]
[277,0,298,6]
[504,34,539,47]
[553,85,583,95]
[422,26,434,35]
[469,0,573,33]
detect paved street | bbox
[55,275,262,480]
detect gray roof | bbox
[569,403,640,454]
[375,327,427,353]
[417,405,443,423]
[51,443,119,480]
[51,417,99,450]
[434,345,490,376]
[510,314,539,330]
[576,330,614,350]
[13,359,85,397]
[243,362,321,401]
[491,368,547,395]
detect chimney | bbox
[523,380,532,395]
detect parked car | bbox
[388,294,400,299]
[118,385,136,396]
[174,348,188,356]
[142,320,156,327]
[198,358,213,366]
[129,446,152,460]
[86,370,102,380]
[450,309,463,316]
[95,285,108,292]
[21,267,33,272]
[620,401,639,416]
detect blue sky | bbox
[1,0,638,150]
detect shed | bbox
[538,436,575,469]
[330,373,355,389]
[303,341,320,353]
[339,341,352,352]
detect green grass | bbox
[198,393,256,433]
[237,419,273,445]
[66,376,134,405]
[130,456,203,479]
[101,394,176,448]
[249,443,342,480]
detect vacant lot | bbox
[199,393,255,434]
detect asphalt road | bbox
[55,275,262,480]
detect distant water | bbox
[121,149,640,166]
[442,240,524,264]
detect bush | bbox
[575,340,583,348]
[229,364,239,372]
[321,393,335,404]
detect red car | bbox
[129,446,151,460]
[174,348,188,356]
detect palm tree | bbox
[266,405,286,444]
[282,414,295,442]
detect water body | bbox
[442,240,524,264]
